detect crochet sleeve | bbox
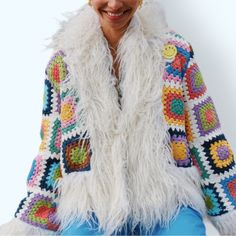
[182,43,236,235]
[0,51,68,235]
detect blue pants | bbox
[60,206,206,235]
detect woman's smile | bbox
[102,9,131,21]
[91,0,140,31]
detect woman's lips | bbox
[103,10,130,21]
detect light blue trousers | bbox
[60,206,206,235]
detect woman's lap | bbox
[60,206,206,235]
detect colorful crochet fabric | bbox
[14,51,67,231]
[13,31,236,233]
[162,30,236,219]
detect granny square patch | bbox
[19,193,59,231]
[184,63,207,100]
[193,96,221,136]
[202,134,235,174]
[62,133,92,173]
[162,86,185,127]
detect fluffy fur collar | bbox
[47,1,205,234]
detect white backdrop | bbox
[0,1,235,235]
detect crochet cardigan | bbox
[1,1,235,235]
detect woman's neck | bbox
[102,28,124,50]
[100,19,131,49]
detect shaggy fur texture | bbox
[46,1,207,235]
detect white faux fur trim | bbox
[46,0,206,235]
[0,218,56,236]
[210,210,236,236]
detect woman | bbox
[0,0,235,235]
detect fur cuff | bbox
[0,218,57,236]
[210,210,236,236]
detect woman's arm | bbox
[182,42,236,235]
[0,51,67,235]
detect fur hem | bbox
[54,166,207,235]
[53,172,130,235]
[209,210,236,236]
[0,218,57,236]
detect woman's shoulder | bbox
[161,29,196,80]
[164,29,192,49]
[162,29,194,65]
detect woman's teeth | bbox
[107,12,124,16]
